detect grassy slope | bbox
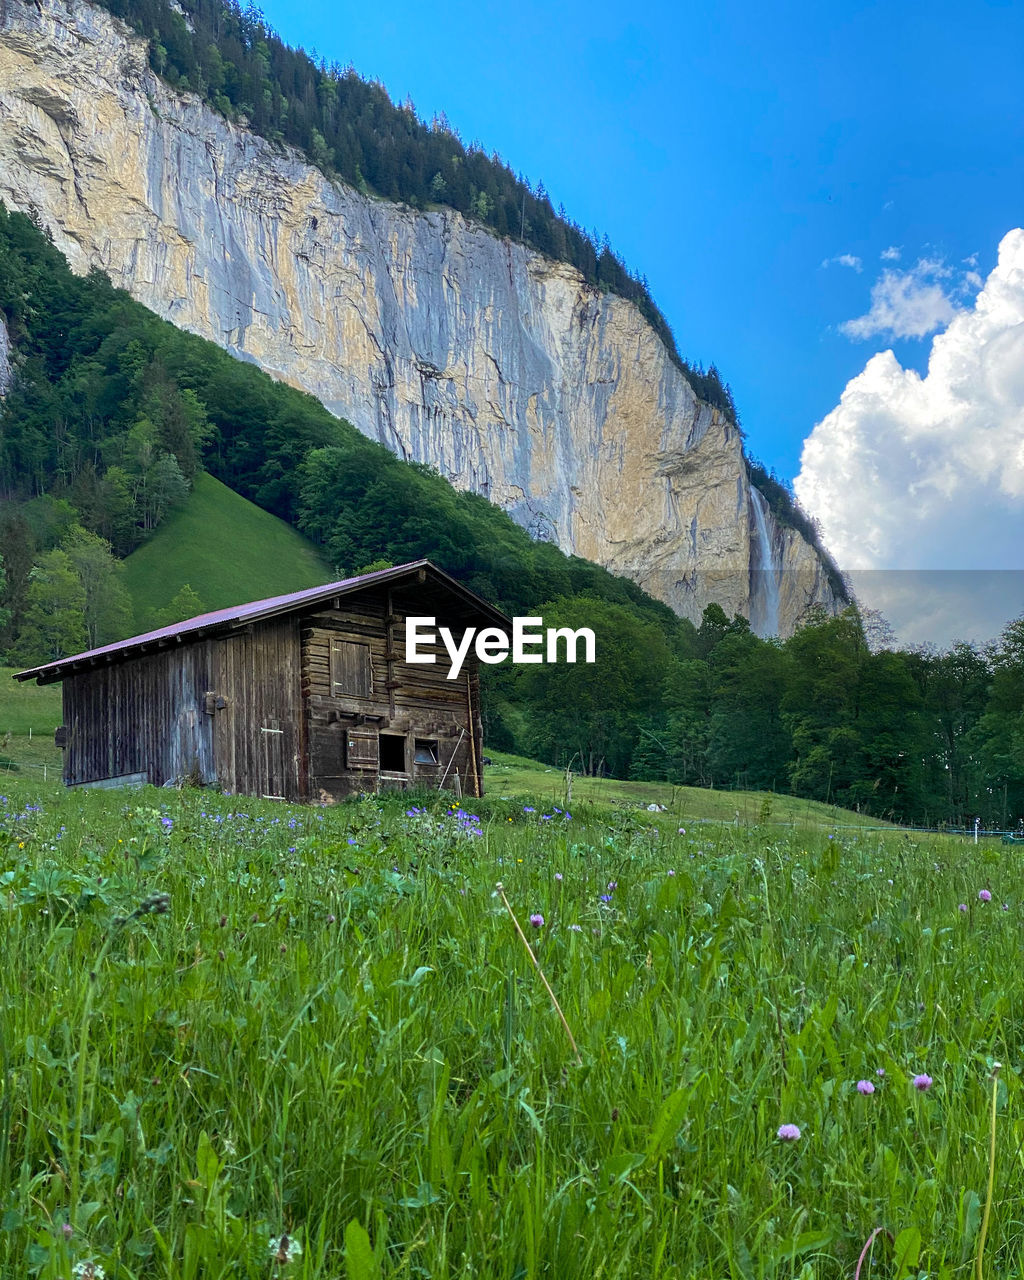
[121,471,335,627]
[486,750,894,830]
[0,666,62,779]
[0,667,61,735]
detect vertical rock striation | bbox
[0,0,842,632]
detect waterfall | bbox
[750,486,781,637]
[0,315,10,397]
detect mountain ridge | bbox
[0,0,844,634]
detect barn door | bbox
[261,718,286,799]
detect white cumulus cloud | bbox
[796,228,1024,579]
[880,245,902,261]
[821,253,863,272]
[839,256,959,340]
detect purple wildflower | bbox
[979,889,992,902]
[554,872,563,882]
[607,880,618,892]
[856,1080,875,1095]
[877,1067,885,1077]
[529,913,544,929]
[776,1123,801,1141]
[912,1073,933,1091]
[958,903,968,913]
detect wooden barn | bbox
[13,561,507,802]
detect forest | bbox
[0,203,1022,828]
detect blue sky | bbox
[255,0,1023,481]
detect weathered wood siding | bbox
[57,580,485,802]
[301,589,482,800]
[62,642,217,787]
[210,616,304,802]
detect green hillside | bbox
[121,472,334,628]
[484,750,895,831]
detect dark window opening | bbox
[379,733,407,772]
[414,739,439,765]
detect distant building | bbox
[14,561,504,801]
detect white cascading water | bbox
[750,486,781,637]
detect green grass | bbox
[486,750,895,831]
[0,666,62,779]
[121,472,335,629]
[0,667,61,736]
[0,774,1021,1278]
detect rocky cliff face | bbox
[0,0,841,633]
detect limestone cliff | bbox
[0,0,842,633]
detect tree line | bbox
[486,599,1024,829]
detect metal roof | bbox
[13,559,510,685]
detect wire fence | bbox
[1,757,56,779]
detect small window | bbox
[330,640,372,698]
[414,739,439,765]
[379,733,407,773]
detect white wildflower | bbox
[269,1233,303,1264]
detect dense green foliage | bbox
[1,203,1021,826]
[92,0,742,422]
[497,601,1024,828]
[2,777,1024,1277]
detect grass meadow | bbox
[0,774,1021,1279]
[120,473,333,628]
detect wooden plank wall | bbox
[301,590,483,799]
[211,615,304,802]
[63,643,216,787]
[59,587,486,802]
